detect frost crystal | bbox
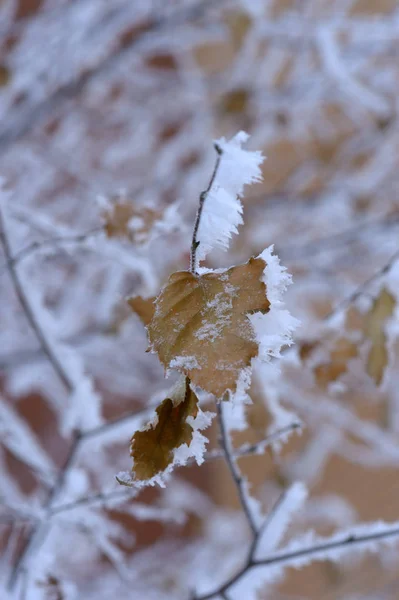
[196,131,264,263]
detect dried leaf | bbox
[314,337,358,389]
[226,11,252,51]
[0,65,11,87]
[221,88,250,114]
[103,200,161,243]
[298,340,319,362]
[146,53,178,70]
[103,201,135,239]
[349,0,396,15]
[148,257,270,398]
[130,378,198,480]
[363,288,395,385]
[127,296,155,327]
[194,42,235,75]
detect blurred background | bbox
[1,0,399,598]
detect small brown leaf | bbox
[363,288,395,385]
[313,337,358,389]
[127,296,155,326]
[103,201,135,239]
[226,11,252,51]
[194,42,235,75]
[103,199,162,244]
[221,88,249,114]
[0,64,11,87]
[130,378,198,480]
[146,53,178,70]
[148,256,270,398]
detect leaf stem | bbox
[190,143,222,274]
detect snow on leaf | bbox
[363,287,395,385]
[196,131,264,263]
[130,377,199,480]
[147,256,270,398]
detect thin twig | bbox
[8,432,82,589]
[279,213,399,261]
[82,407,152,440]
[0,328,105,371]
[0,226,102,276]
[46,423,301,517]
[254,525,399,568]
[247,489,289,562]
[216,402,258,538]
[205,422,301,462]
[190,143,223,274]
[0,0,220,155]
[0,207,85,589]
[194,489,289,599]
[194,523,399,600]
[324,247,399,321]
[0,207,73,391]
[49,487,134,517]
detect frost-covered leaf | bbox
[130,377,199,480]
[363,288,395,385]
[148,256,270,398]
[127,295,155,327]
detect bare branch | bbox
[204,422,301,462]
[0,207,74,392]
[8,432,82,589]
[324,247,399,321]
[49,488,134,517]
[0,226,102,276]
[253,524,399,569]
[46,423,301,517]
[280,212,399,261]
[0,0,220,156]
[194,521,399,600]
[216,402,258,538]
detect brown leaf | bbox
[146,53,178,70]
[349,0,396,15]
[363,288,395,385]
[313,337,358,389]
[127,296,155,327]
[103,201,134,239]
[226,11,252,51]
[221,88,250,114]
[103,199,161,243]
[194,41,235,75]
[147,256,270,398]
[0,65,11,87]
[130,378,198,480]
